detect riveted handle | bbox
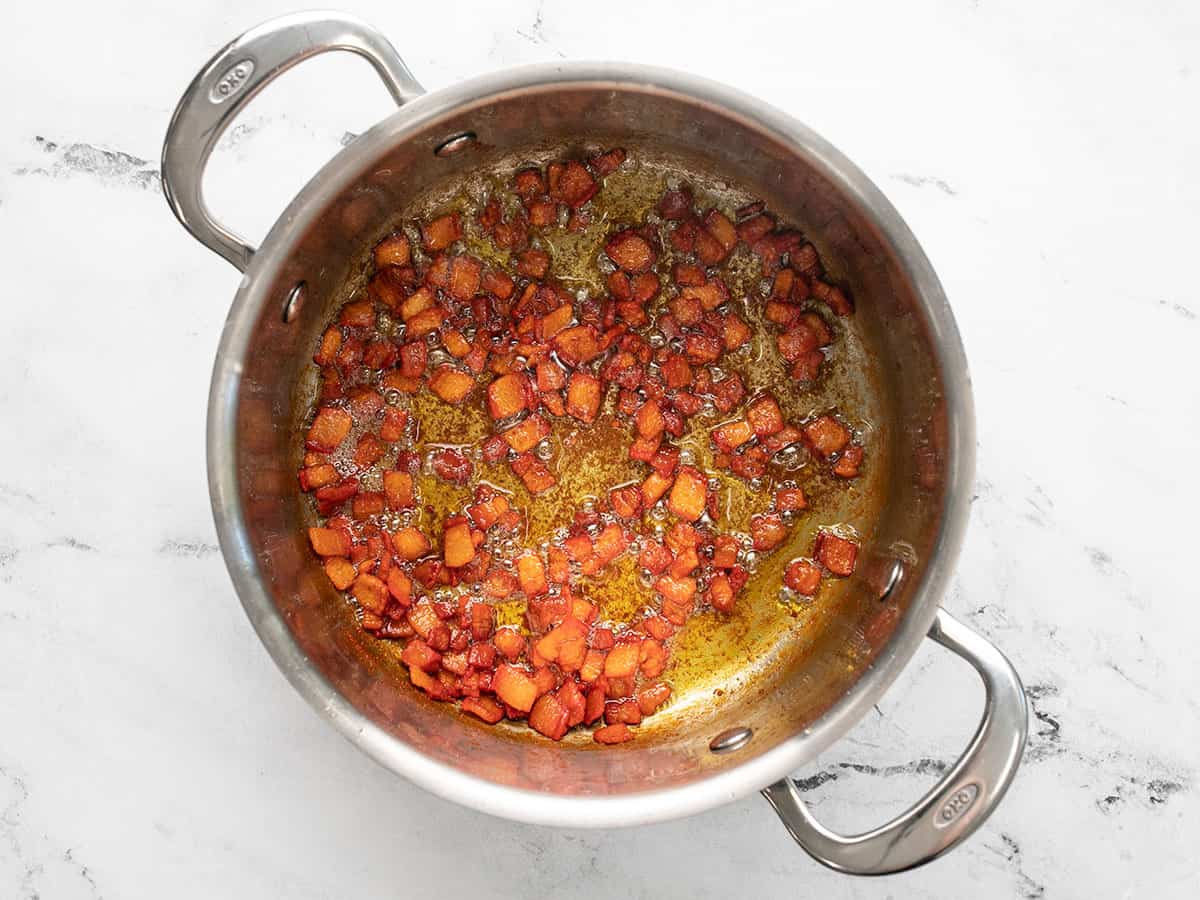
[161,11,425,271]
[763,608,1028,875]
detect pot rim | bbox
[207,60,976,828]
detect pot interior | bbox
[223,78,955,799]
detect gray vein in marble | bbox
[13,136,160,192]
[1105,659,1151,693]
[222,121,263,148]
[1085,546,1115,575]
[970,475,995,504]
[1023,683,1065,762]
[61,849,102,900]
[157,538,219,558]
[515,0,567,58]
[44,537,96,553]
[791,757,950,792]
[1023,682,1194,815]
[1,765,105,900]
[988,833,1046,900]
[0,483,38,505]
[1022,483,1054,528]
[1,764,40,900]
[791,770,839,791]
[891,173,958,195]
[1157,299,1196,320]
[1098,775,1186,815]
[0,546,17,583]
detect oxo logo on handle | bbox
[210,59,255,103]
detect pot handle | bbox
[762,608,1028,875]
[161,11,425,271]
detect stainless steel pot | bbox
[162,11,1028,874]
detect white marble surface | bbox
[2,0,1198,896]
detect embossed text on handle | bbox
[935,782,981,828]
[210,59,256,103]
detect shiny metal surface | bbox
[161,11,424,271]
[433,131,479,157]
[878,558,906,603]
[162,12,1026,843]
[709,727,755,755]
[763,609,1029,874]
[281,281,306,323]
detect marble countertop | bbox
[2,0,1197,896]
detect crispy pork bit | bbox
[833,444,864,478]
[373,233,411,268]
[815,532,859,576]
[641,471,674,508]
[353,433,385,469]
[593,723,634,744]
[657,187,693,220]
[713,419,753,453]
[487,373,529,421]
[443,520,476,568]
[635,399,665,440]
[306,407,352,452]
[791,350,824,382]
[746,394,784,438]
[812,279,854,317]
[314,328,342,366]
[703,210,737,254]
[448,255,482,300]
[516,248,551,279]
[775,487,807,513]
[299,463,339,492]
[380,406,408,442]
[399,340,427,378]
[605,231,656,273]
[426,451,469,486]
[551,160,598,208]
[778,325,820,362]
[517,553,549,597]
[514,168,545,198]
[463,696,504,724]
[784,559,822,595]
[392,527,432,561]
[566,372,602,423]
[530,692,571,740]
[493,664,539,713]
[352,573,389,615]
[554,324,604,365]
[589,147,627,177]
[803,415,851,458]
[308,527,350,558]
[422,213,462,251]
[511,452,556,494]
[681,278,727,311]
[324,557,356,591]
[707,573,735,613]
[750,513,788,551]
[429,365,476,405]
[504,414,550,453]
[339,300,375,329]
[710,535,739,571]
[736,213,774,244]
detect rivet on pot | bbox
[282,281,306,323]
[434,131,478,158]
[709,726,753,754]
[879,558,905,603]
